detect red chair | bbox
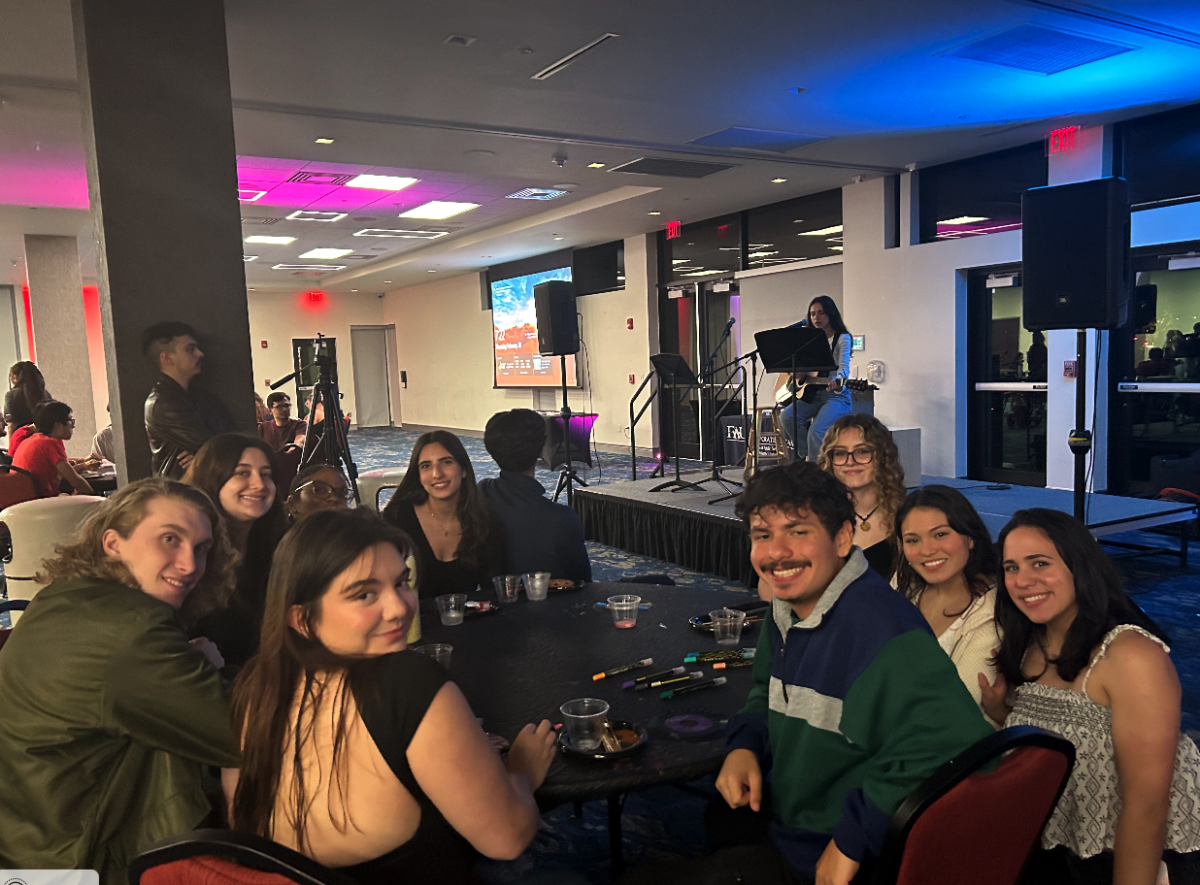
[129,829,355,885]
[0,464,40,509]
[871,726,1075,885]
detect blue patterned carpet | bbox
[346,427,1200,884]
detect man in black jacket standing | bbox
[142,322,236,478]
[478,408,591,582]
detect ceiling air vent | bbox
[941,23,1134,74]
[285,171,355,186]
[241,217,280,225]
[609,157,737,179]
[689,128,824,153]
[443,34,477,47]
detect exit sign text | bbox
[1048,126,1080,153]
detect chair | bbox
[871,725,1075,885]
[0,598,29,651]
[129,829,357,885]
[0,464,39,560]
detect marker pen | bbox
[661,677,727,699]
[622,666,686,689]
[592,657,654,681]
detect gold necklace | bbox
[855,503,880,532]
[421,502,459,538]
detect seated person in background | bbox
[382,430,504,596]
[13,401,95,497]
[225,508,557,884]
[1135,346,1175,379]
[894,485,1002,724]
[986,509,1200,884]
[90,402,114,462]
[699,462,990,885]
[254,392,269,424]
[285,462,353,523]
[0,478,238,882]
[185,433,288,667]
[478,409,591,582]
[816,414,905,581]
[259,391,307,451]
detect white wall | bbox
[246,290,386,423]
[736,261,843,357]
[382,234,658,451]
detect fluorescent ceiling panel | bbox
[798,225,843,236]
[245,235,296,245]
[353,228,450,239]
[346,174,419,191]
[939,215,990,224]
[287,210,348,222]
[271,264,347,271]
[505,188,568,200]
[243,255,258,262]
[299,248,354,259]
[238,189,267,202]
[398,201,479,219]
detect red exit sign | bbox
[1048,126,1080,153]
[666,220,682,239]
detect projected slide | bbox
[491,267,578,388]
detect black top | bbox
[342,652,477,885]
[143,374,237,478]
[862,536,898,582]
[384,499,506,596]
[4,387,49,429]
[477,471,592,582]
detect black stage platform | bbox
[572,472,1198,584]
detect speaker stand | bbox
[552,355,588,505]
[1068,328,1092,522]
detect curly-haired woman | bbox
[0,478,238,882]
[817,414,906,580]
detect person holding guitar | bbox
[774,296,853,460]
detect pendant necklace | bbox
[856,504,880,532]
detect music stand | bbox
[754,326,837,459]
[648,353,707,493]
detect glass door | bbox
[967,265,1048,486]
[1108,247,1200,495]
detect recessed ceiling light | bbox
[506,188,568,200]
[314,138,335,145]
[238,189,267,203]
[588,162,606,168]
[398,201,479,220]
[243,255,258,262]
[772,178,788,184]
[245,235,296,245]
[384,280,393,284]
[300,248,354,259]
[351,289,358,292]
[352,228,449,239]
[287,210,347,222]
[271,264,347,271]
[647,211,661,216]
[346,174,419,191]
[793,219,804,223]
[428,269,438,273]
[798,224,843,236]
[443,34,478,46]
[939,215,989,224]
[248,287,256,291]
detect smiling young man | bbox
[716,461,992,885]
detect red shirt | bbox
[13,433,67,497]
[7,423,34,457]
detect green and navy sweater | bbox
[726,548,992,877]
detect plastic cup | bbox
[710,608,747,646]
[493,574,521,605]
[412,643,453,668]
[559,697,610,752]
[608,594,642,629]
[435,594,466,626]
[523,572,551,602]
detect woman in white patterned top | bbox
[895,485,1002,725]
[983,508,1200,885]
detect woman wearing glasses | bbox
[816,414,906,580]
[285,463,354,522]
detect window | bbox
[1119,102,1200,210]
[663,214,741,284]
[918,142,1047,243]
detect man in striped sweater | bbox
[717,461,991,884]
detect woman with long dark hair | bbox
[775,296,853,460]
[226,509,556,883]
[816,414,905,580]
[185,432,289,666]
[381,430,504,595]
[985,509,1200,884]
[895,485,1001,722]
[5,361,49,438]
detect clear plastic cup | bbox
[412,643,453,668]
[608,594,642,629]
[559,697,610,752]
[523,572,551,602]
[710,608,747,646]
[435,594,466,626]
[493,574,520,604]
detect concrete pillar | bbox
[1044,125,1113,492]
[72,0,254,483]
[22,235,97,458]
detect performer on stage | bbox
[773,296,852,460]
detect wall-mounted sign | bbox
[666,220,682,239]
[1048,126,1080,154]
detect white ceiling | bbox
[1,0,1199,293]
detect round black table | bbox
[420,580,762,871]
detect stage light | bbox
[399,201,479,219]
[346,174,419,191]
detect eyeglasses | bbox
[295,479,353,501]
[829,446,873,466]
[66,418,76,427]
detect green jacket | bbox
[0,578,238,884]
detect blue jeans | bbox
[780,387,852,461]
